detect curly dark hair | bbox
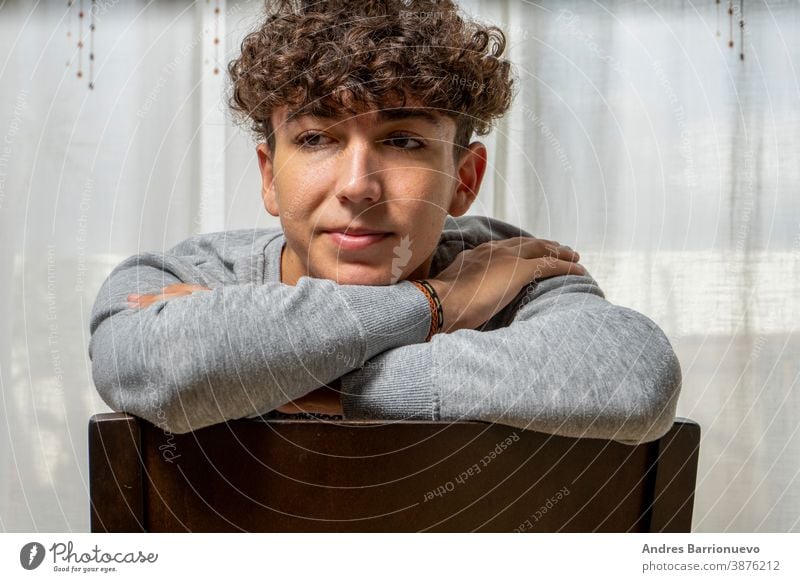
[227,0,515,160]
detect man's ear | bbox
[256,143,279,217]
[448,142,487,217]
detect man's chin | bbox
[324,264,400,286]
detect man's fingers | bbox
[161,283,210,294]
[530,257,586,280]
[127,284,211,308]
[500,236,563,248]
[494,237,579,262]
[127,293,166,308]
[127,293,148,307]
[543,244,580,261]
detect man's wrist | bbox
[409,279,444,340]
[335,281,431,356]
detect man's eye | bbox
[383,136,426,150]
[295,132,332,148]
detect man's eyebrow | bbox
[284,106,442,128]
[375,107,442,128]
[285,103,339,125]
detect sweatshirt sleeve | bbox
[338,270,682,445]
[88,252,431,434]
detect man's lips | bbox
[324,230,391,250]
[323,228,390,235]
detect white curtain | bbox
[0,0,797,532]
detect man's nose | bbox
[335,142,383,204]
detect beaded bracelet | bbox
[410,279,444,342]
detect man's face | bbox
[257,98,487,286]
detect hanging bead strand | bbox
[66,0,73,68]
[88,0,96,89]
[213,0,221,75]
[77,0,84,79]
[739,0,745,61]
[728,0,734,48]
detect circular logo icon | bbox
[20,542,45,570]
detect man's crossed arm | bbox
[89,234,680,443]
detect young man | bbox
[89,0,681,444]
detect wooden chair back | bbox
[89,413,700,532]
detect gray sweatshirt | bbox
[88,215,682,444]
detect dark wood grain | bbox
[646,420,702,532]
[89,414,700,532]
[88,413,145,532]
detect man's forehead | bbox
[279,100,447,129]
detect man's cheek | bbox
[279,205,301,222]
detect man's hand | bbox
[427,237,585,333]
[275,382,344,415]
[127,283,211,308]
